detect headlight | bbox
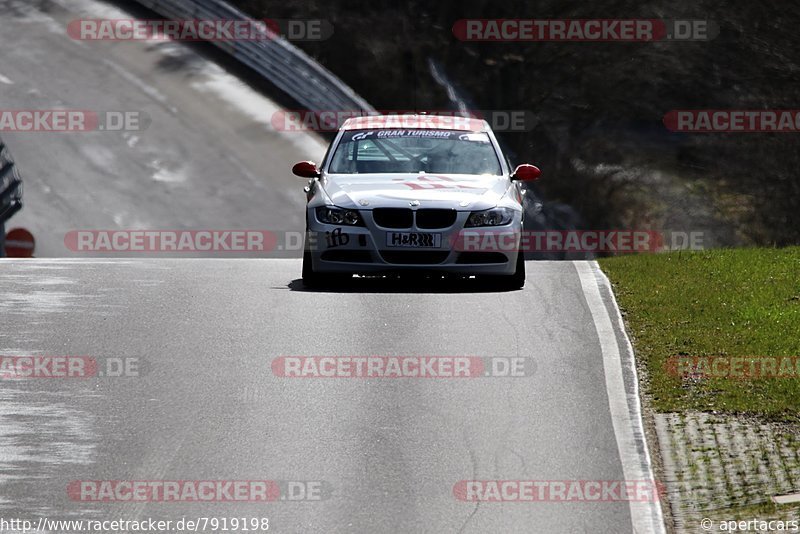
[465,207,515,227]
[316,206,363,226]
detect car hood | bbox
[322,173,512,211]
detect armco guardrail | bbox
[0,135,23,226]
[132,0,374,114]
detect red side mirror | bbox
[511,164,541,182]
[292,161,320,178]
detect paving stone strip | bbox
[656,412,800,532]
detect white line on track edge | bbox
[574,260,666,534]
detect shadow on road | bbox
[287,276,523,294]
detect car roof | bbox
[341,114,488,132]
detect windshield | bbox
[328,129,503,175]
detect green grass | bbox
[599,247,800,419]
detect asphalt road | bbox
[0,259,662,533]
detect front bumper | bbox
[306,209,521,275]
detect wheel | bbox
[301,248,318,286]
[510,250,526,288]
[480,252,526,291]
[302,248,350,288]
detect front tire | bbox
[302,248,350,288]
[481,252,526,291]
[301,248,318,287]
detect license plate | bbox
[386,232,442,248]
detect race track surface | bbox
[0,259,662,533]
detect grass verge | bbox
[599,247,800,420]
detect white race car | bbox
[294,114,541,289]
